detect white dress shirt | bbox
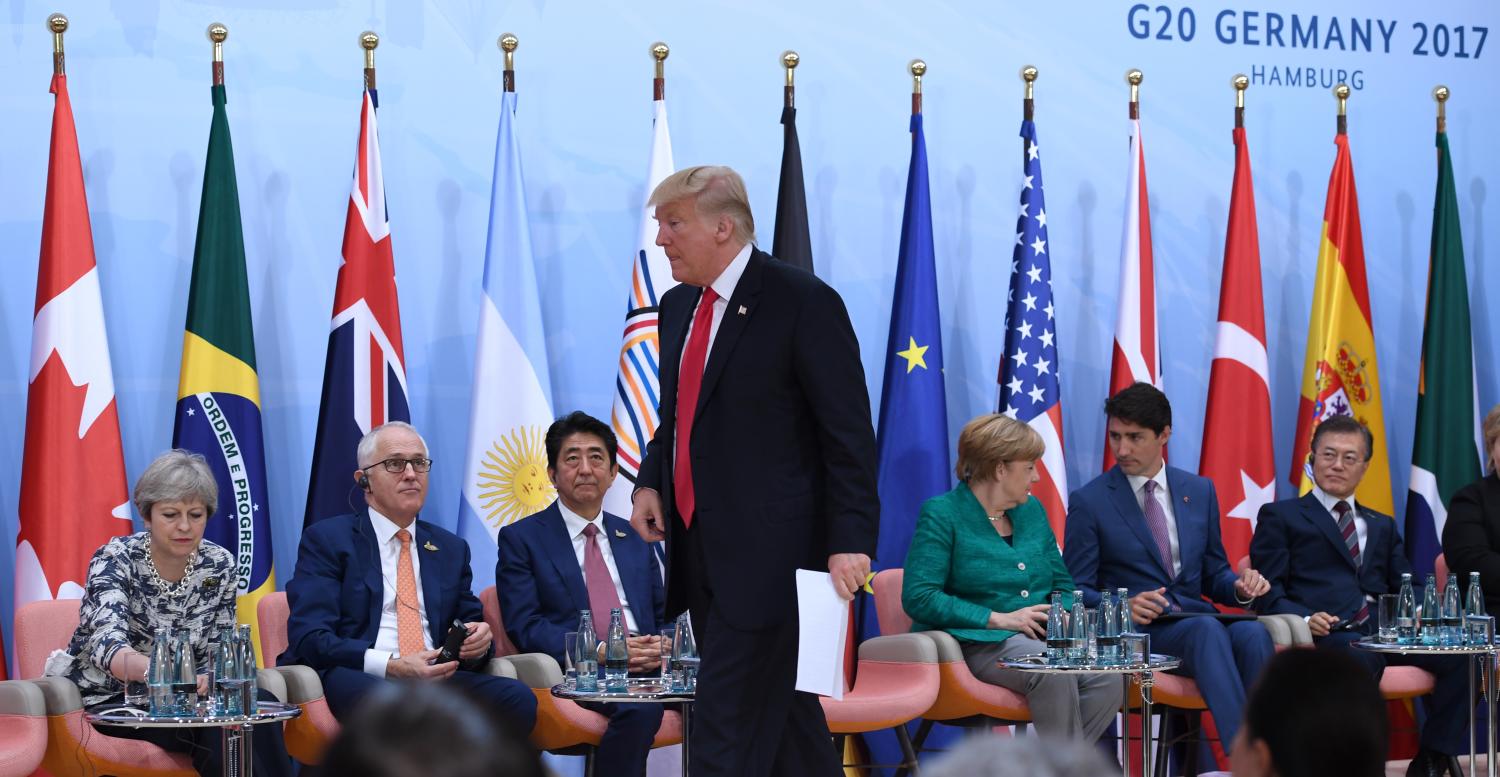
[1127,466,1181,576]
[679,242,753,369]
[363,509,433,677]
[559,501,638,633]
[1311,485,1368,556]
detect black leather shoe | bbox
[1404,748,1453,777]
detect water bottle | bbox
[236,624,259,714]
[1117,588,1133,634]
[148,628,174,716]
[672,612,699,691]
[1045,592,1069,664]
[1068,590,1087,664]
[575,611,599,692]
[171,630,198,714]
[604,608,629,691]
[214,627,242,715]
[1420,573,1441,645]
[1467,572,1486,617]
[1396,573,1418,643]
[1097,590,1121,665]
[1442,573,1462,646]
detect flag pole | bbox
[361,31,379,91]
[1126,68,1142,120]
[1021,65,1037,167]
[1334,82,1349,135]
[1433,84,1449,134]
[48,13,67,75]
[1233,73,1248,129]
[652,41,669,101]
[208,22,226,86]
[909,59,925,115]
[500,33,517,93]
[782,50,798,109]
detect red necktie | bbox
[581,523,624,622]
[674,287,718,529]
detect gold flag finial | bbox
[1020,65,1037,100]
[1433,84,1449,132]
[1233,74,1248,106]
[500,33,517,92]
[1126,69,1143,118]
[48,13,68,75]
[361,30,379,68]
[651,41,669,79]
[782,50,799,87]
[208,22,227,61]
[909,59,926,90]
[1333,83,1350,114]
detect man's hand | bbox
[627,635,664,673]
[1308,611,1341,637]
[459,621,492,661]
[987,604,1049,639]
[1235,567,1270,601]
[828,553,872,601]
[1129,588,1171,625]
[631,488,666,542]
[196,673,212,697]
[386,649,459,680]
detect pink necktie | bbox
[582,523,624,623]
[1142,481,1175,576]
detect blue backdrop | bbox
[2,0,1498,662]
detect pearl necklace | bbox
[144,536,197,599]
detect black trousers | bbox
[102,688,292,777]
[674,517,841,777]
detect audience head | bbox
[1308,414,1374,500]
[1232,648,1386,777]
[1483,403,1500,473]
[320,682,544,777]
[924,735,1116,777]
[955,414,1045,511]
[650,165,755,286]
[1103,382,1172,477]
[545,411,620,517]
[134,449,218,564]
[353,421,431,524]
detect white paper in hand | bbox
[794,569,850,700]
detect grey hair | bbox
[134,449,219,520]
[923,737,1116,777]
[357,421,429,468]
[648,165,757,245]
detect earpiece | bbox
[358,473,371,491]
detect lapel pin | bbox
[1183,495,1190,504]
[738,305,748,316]
[424,541,439,552]
[614,530,627,538]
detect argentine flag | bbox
[458,89,555,591]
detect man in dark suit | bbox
[497,411,666,776]
[1252,414,1468,777]
[280,421,537,733]
[628,165,880,777]
[1064,382,1273,752]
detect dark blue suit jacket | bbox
[1064,465,1239,610]
[495,501,665,666]
[279,510,485,673]
[1250,493,1409,619]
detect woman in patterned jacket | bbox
[54,449,291,776]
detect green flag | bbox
[1404,128,1479,577]
[171,83,276,661]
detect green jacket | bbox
[901,483,1076,643]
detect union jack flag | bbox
[998,119,1069,542]
[304,88,410,527]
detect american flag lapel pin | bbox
[738,305,748,316]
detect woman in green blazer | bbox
[902,414,1120,741]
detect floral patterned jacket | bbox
[53,532,237,706]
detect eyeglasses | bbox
[363,457,433,474]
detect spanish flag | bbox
[171,78,275,663]
[1289,123,1393,514]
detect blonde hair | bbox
[1485,404,1500,473]
[955,414,1045,483]
[648,165,757,244]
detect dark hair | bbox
[545,411,619,470]
[319,683,543,777]
[1310,414,1375,462]
[1243,649,1386,777]
[1102,382,1171,435]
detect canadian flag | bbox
[15,73,131,615]
[1200,124,1276,570]
[1105,118,1161,470]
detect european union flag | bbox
[875,112,950,569]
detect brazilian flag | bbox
[172,82,274,662]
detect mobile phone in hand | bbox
[434,619,471,664]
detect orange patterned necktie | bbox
[395,529,424,657]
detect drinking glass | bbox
[658,627,676,682]
[574,632,600,692]
[1121,632,1149,666]
[1377,594,1400,643]
[562,631,579,689]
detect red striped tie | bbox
[1334,501,1370,623]
[674,288,718,529]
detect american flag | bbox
[998,119,1069,542]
